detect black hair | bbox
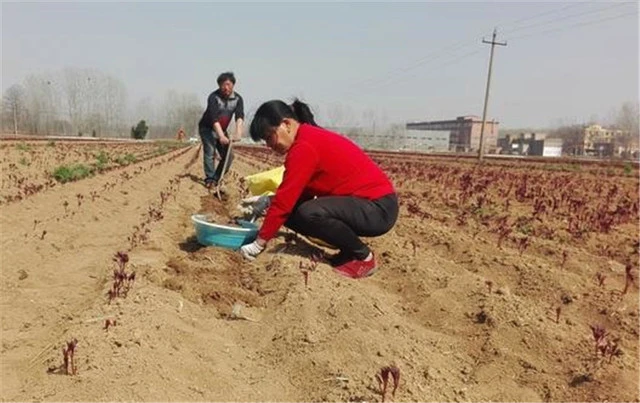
[249,99,318,142]
[217,71,236,85]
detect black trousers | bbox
[284,193,398,260]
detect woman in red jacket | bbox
[240,99,398,279]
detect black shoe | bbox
[326,250,354,267]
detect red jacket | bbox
[258,124,395,241]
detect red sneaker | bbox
[334,254,377,279]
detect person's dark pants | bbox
[284,193,398,260]
[199,127,234,183]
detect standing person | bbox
[198,71,245,188]
[240,99,398,279]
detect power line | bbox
[341,48,484,101]
[508,10,638,41]
[345,40,478,92]
[337,2,630,99]
[501,2,633,36]
[497,1,591,30]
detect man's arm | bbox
[234,118,244,141]
[213,121,229,144]
[233,95,245,141]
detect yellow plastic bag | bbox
[244,165,285,196]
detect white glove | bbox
[240,240,265,260]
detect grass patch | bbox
[95,150,110,165]
[15,143,31,152]
[52,164,94,183]
[115,153,137,166]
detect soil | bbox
[0,140,638,402]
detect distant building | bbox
[543,138,563,157]
[498,132,563,157]
[402,129,450,152]
[582,124,630,157]
[498,132,543,155]
[406,115,499,152]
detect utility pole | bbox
[478,28,506,161]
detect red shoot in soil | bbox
[623,264,635,295]
[62,338,78,375]
[561,250,568,268]
[410,240,417,256]
[104,319,117,331]
[40,230,47,240]
[299,256,319,288]
[377,365,400,402]
[589,324,621,361]
[555,306,561,324]
[33,219,40,230]
[62,200,69,213]
[596,272,606,287]
[590,324,608,356]
[517,236,531,256]
[485,280,493,294]
[108,251,135,302]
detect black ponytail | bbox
[290,99,317,126]
[249,98,319,142]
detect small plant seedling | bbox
[108,251,136,303]
[377,365,400,403]
[299,254,321,288]
[62,338,78,375]
[104,319,117,331]
[623,264,636,295]
[485,280,493,294]
[561,250,569,268]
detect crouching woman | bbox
[240,99,398,279]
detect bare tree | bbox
[22,74,61,134]
[2,84,27,134]
[5,67,128,137]
[615,102,640,155]
[62,67,84,135]
[158,90,202,138]
[550,124,585,156]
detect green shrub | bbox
[131,120,149,140]
[115,153,137,166]
[52,164,94,183]
[15,143,31,152]
[95,150,109,165]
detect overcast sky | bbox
[2,1,638,129]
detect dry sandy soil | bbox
[0,139,638,402]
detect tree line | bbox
[1,67,202,139]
